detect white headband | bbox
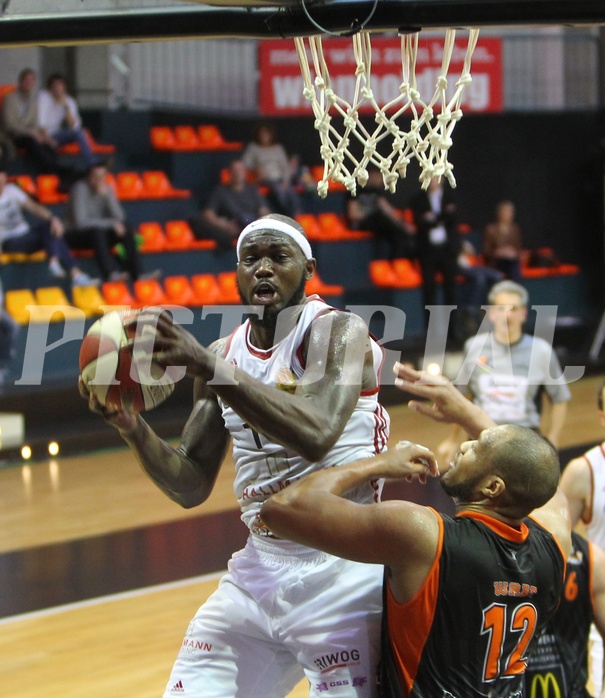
[236,219,313,261]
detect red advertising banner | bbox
[259,36,503,115]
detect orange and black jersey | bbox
[378,509,566,698]
[525,532,594,698]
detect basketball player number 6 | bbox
[481,603,538,682]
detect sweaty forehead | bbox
[240,230,302,252]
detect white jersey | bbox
[219,296,390,533]
[581,442,605,549]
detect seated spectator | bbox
[482,200,523,282]
[38,73,96,169]
[242,122,302,217]
[64,163,155,282]
[0,161,97,287]
[345,166,416,259]
[188,159,271,252]
[2,68,68,176]
[0,129,16,165]
[0,277,19,384]
[456,237,503,333]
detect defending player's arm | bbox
[150,308,371,463]
[261,442,441,602]
[393,362,496,437]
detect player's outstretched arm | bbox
[151,309,372,463]
[393,362,496,438]
[261,441,440,601]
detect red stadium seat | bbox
[173,125,201,151]
[142,171,191,199]
[191,274,222,305]
[36,174,67,204]
[134,279,169,307]
[217,272,241,304]
[150,126,176,151]
[197,125,242,151]
[138,222,167,252]
[116,172,145,200]
[102,281,136,308]
[164,276,198,306]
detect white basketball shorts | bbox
[163,534,383,697]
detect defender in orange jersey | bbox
[262,363,572,697]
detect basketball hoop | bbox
[295,28,480,197]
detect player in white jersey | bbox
[81,213,390,697]
[561,378,605,696]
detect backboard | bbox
[0,0,603,46]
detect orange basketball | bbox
[79,309,175,413]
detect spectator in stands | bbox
[2,68,68,176]
[242,122,302,217]
[188,159,271,252]
[0,277,19,384]
[64,162,154,282]
[0,161,98,287]
[456,237,504,334]
[345,166,416,260]
[482,200,523,282]
[410,176,459,329]
[0,129,16,165]
[38,73,96,169]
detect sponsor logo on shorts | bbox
[179,638,213,657]
[315,676,368,692]
[314,648,361,673]
[169,679,185,693]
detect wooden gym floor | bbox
[0,374,602,697]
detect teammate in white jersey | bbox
[81,213,390,697]
[561,378,605,696]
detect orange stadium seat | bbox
[173,125,201,151]
[306,273,344,297]
[116,172,145,200]
[150,126,176,150]
[11,175,37,198]
[311,165,347,192]
[102,280,135,308]
[369,260,403,288]
[36,174,67,204]
[316,213,356,240]
[138,222,167,252]
[163,276,198,306]
[197,125,242,151]
[163,220,196,250]
[134,279,169,307]
[217,272,241,304]
[392,258,423,288]
[58,129,116,156]
[191,274,222,305]
[142,171,190,199]
[295,214,323,241]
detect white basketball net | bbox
[295,28,480,197]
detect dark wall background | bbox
[98,106,605,305]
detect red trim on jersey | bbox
[373,404,389,453]
[581,452,596,526]
[245,323,274,360]
[386,507,443,694]
[360,331,386,397]
[294,299,339,371]
[456,510,530,543]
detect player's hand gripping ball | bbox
[79,309,175,413]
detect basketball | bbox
[79,309,175,413]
